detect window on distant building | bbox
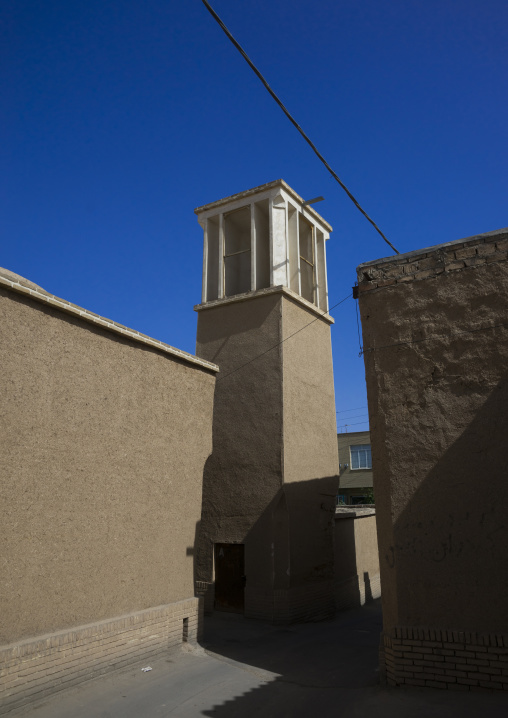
[350,444,372,470]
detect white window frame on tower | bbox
[197,182,331,311]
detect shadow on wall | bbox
[194,474,343,623]
[242,476,338,623]
[194,472,383,622]
[334,513,381,611]
[388,371,508,633]
[193,297,286,605]
[334,517,362,609]
[365,572,375,603]
[189,518,206,643]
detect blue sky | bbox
[2,0,507,430]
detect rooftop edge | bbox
[194,179,333,233]
[0,269,219,374]
[357,228,508,270]
[194,284,335,325]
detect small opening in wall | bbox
[182,617,189,642]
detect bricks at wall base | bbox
[0,598,201,714]
[381,626,508,692]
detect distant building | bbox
[337,430,373,505]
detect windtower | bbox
[194,180,339,622]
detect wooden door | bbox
[214,543,245,613]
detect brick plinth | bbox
[0,598,202,713]
[382,626,508,692]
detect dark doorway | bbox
[214,543,245,613]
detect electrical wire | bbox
[336,413,369,421]
[355,296,363,356]
[337,420,370,429]
[217,291,352,381]
[336,405,367,413]
[200,0,400,255]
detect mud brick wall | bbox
[334,509,381,611]
[357,229,508,292]
[0,270,217,710]
[356,228,508,691]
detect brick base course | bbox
[382,625,508,692]
[0,597,202,714]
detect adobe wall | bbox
[0,271,217,710]
[195,290,284,604]
[334,509,381,611]
[194,287,339,622]
[281,294,339,618]
[357,228,508,691]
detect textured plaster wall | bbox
[194,289,339,602]
[0,288,215,645]
[195,292,284,588]
[281,295,339,585]
[334,512,380,608]
[357,230,508,634]
[353,514,380,580]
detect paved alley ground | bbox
[7,600,508,717]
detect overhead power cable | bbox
[337,406,367,413]
[217,291,352,381]
[355,296,363,356]
[200,0,400,255]
[337,420,370,429]
[335,413,369,421]
[336,405,367,414]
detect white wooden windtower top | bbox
[195,180,332,312]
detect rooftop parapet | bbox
[356,228,508,294]
[0,268,218,374]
